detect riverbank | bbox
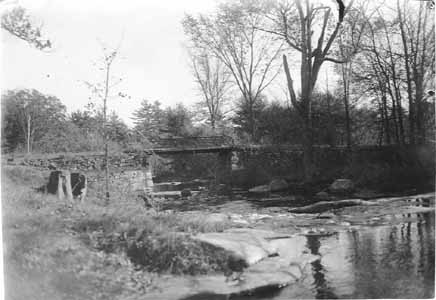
[2,166,434,299]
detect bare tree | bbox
[189,50,232,130]
[353,1,434,145]
[397,0,435,144]
[84,42,123,204]
[336,1,370,147]
[265,0,354,181]
[183,0,283,142]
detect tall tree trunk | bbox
[391,94,400,144]
[283,54,315,182]
[394,86,405,144]
[103,63,110,205]
[382,94,391,144]
[341,63,352,147]
[302,116,314,181]
[26,114,31,154]
[377,99,384,146]
[326,93,335,146]
[397,0,415,144]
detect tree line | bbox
[1,90,198,154]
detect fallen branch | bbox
[288,199,377,214]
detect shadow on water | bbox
[179,285,284,300]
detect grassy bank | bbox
[2,166,232,300]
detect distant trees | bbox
[233,90,377,147]
[132,100,166,143]
[1,88,132,154]
[2,89,66,153]
[165,103,194,137]
[233,95,266,142]
[183,0,283,141]
[133,100,195,140]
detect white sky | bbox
[0,0,335,126]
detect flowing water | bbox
[233,211,435,299]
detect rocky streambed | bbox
[139,192,435,300]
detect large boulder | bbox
[181,189,192,197]
[249,184,270,193]
[192,229,281,265]
[315,191,332,201]
[143,234,319,300]
[249,179,289,194]
[329,179,355,195]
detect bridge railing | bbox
[151,135,234,149]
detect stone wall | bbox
[11,152,145,171]
[234,145,435,191]
[5,152,150,197]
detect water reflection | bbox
[278,212,434,299]
[306,236,338,299]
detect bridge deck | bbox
[148,146,233,154]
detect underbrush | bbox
[72,203,232,275]
[2,166,232,299]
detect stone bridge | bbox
[5,136,435,197]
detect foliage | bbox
[233,95,267,143]
[132,99,166,142]
[164,103,194,137]
[1,89,67,153]
[1,6,51,50]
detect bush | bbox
[124,232,229,275]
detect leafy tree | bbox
[2,89,66,153]
[106,112,130,146]
[1,6,51,50]
[164,103,194,137]
[132,99,166,142]
[233,95,267,142]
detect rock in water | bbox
[269,179,288,192]
[181,189,192,197]
[249,184,270,193]
[315,191,331,201]
[329,179,355,195]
